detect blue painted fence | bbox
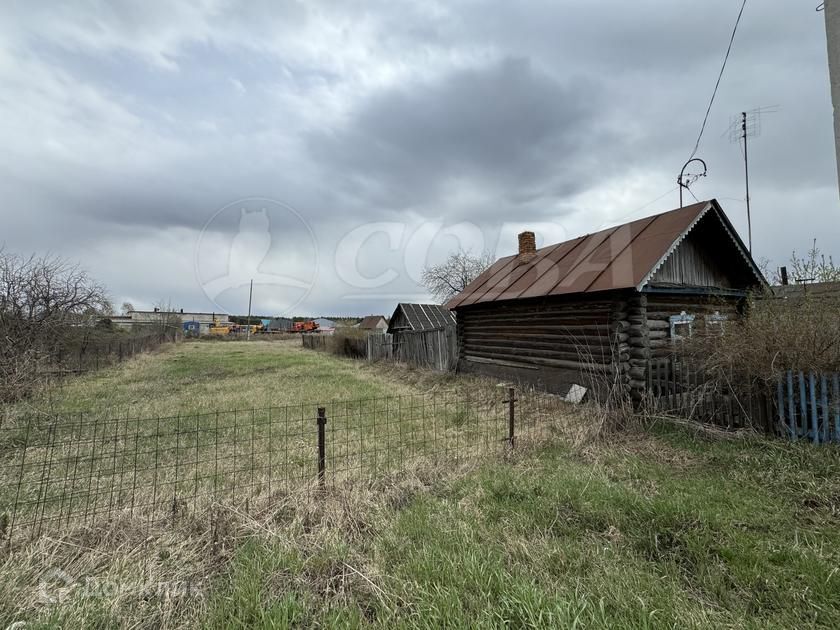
[777,371,840,444]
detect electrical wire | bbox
[594,185,679,231]
[687,0,748,161]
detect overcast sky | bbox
[1,1,838,317]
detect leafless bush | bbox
[146,300,184,337]
[680,289,840,396]
[571,332,639,442]
[0,250,110,401]
[327,328,368,359]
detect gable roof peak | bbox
[446,199,764,309]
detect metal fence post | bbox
[507,387,516,447]
[317,407,327,487]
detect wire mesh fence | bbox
[1,388,566,546]
[46,329,180,376]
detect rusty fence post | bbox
[317,407,327,488]
[507,387,516,448]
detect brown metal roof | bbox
[446,199,761,309]
[387,303,455,333]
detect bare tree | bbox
[421,250,494,303]
[148,300,183,337]
[787,240,840,283]
[120,301,135,315]
[763,239,840,285]
[0,250,110,400]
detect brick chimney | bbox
[518,231,536,263]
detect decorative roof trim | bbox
[635,202,713,291]
[635,200,766,292]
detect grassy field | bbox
[2,340,840,628]
[0,340,559,544]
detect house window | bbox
[669,311,695,342]
[706,310,727,333]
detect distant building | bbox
[182,320,202,336]
[266,317,294,332]
[313,317,337,334]
[357,315,388,331]
[114,309,229,335]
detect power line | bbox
[595,185,679,231]
[688,187,700,203]
[687,0,748,161]
[625,186,679,218]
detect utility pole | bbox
[728,106,776,255]
[246,279,253,341]
[742,112,752,254]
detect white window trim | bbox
[669,311,695,342]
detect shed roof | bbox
[446,199,764,310]
[358,315,387,329]
[387,303,455,333]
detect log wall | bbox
[455,291,744,399]
[456,294,619,395]
[632,292,742,399]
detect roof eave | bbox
[635,199,766,292]
[635,202,713,292]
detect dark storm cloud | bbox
[0,0,837,315]
[308,57,620,217]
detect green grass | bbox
[1,339,533,545]
[201,430,840,629]
[10,339,440,416]
[3,340,840,628]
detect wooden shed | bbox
[387,303,455,335]
[385,303,457,371]
[445,200,766,399]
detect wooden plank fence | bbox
[366,332,393,362]
[776,370,840,443]
[646,357,840,444]
[303,328,457,372]
[389,327,457,372]
[646,357,776,432]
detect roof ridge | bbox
[446,199,762,308]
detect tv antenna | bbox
[677,158,707,208]
[726,105,778,254]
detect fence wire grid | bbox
[1,389,563,546]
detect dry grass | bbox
[3,341,840,627]
[0,342,570,627]
[0,340,576,599]
[0,460,486,629]
[682,290,840,390]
